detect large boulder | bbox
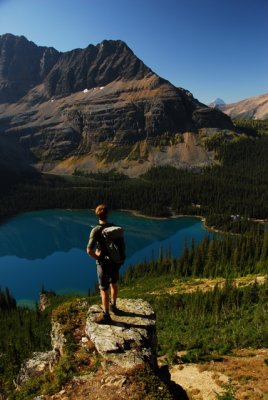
[85,298,157,370]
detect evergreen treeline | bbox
[152,279,268,360]
[234,119,268,135]
[0,301,51,396]
[121,232,268,283]
[0,287,17,311]
[1,132,268,232]
[118,230,268,360]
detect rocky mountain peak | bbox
[209,98,226,108]
[0,33,30,46]
[0,33,60,103]
[0,34,234,175]
[44,38,152,98]
[97,39,132,52]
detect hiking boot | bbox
[94,312,112,324]
[110,303,122,315]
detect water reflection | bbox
[0,210,203,260]
[0,210,211,302]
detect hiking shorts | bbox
[96,259,120,290]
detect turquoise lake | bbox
[0,210,213,304]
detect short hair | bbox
[95,204,108,220]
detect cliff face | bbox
[0,34,60,103]
[0,34,234,174]
[43,40,151,98]
[15,298,173,400]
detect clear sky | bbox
[0,0,267,104]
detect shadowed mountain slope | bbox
[0,34,233,175]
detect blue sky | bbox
[0,0,267,104]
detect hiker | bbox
[86,204,125,323]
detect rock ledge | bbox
[85,298,157,370]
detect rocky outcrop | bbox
[51,320,66,357]
[15,298,68,388]
[39,290,56,311]
[192,107,232,129]
[15,351,58,387]
[15,313,63,387]
[0,34,234,174]
[15,298,156,390]
[85,298,157,370]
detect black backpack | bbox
[101,225,125,265]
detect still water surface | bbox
[0,210,212,304]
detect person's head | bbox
[95,204,108,221]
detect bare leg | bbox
[100,289,110,313]
[110,282,118,305]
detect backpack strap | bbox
[97,223,114,259]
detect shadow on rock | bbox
[111,321,154,330]
[112,309,155,319]
[158,365,189,400]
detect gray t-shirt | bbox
[87,222,113,251]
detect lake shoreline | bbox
[120,209,268,235]
[0,209,213,303]
[1,206,266,235]
[120,208,224,234]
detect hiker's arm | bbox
[86,228,101,260]
[87,247,101,260]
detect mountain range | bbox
[0,34,235,176]
[222,93,268,120]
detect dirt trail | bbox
[170,364,228,399]
[170,349,268,400]
[150,275,267,296]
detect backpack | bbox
[101,225,125,265]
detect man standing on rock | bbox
[86,204,125,324]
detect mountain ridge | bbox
[0,34,234,175]
[222,92,268,120]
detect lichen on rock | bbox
[15,350,59,387]
[14,297,161,398]
[85,298,157,370]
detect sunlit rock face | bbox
[0,34,233,173]
[222,93,268,120]
[85,298,157,370]
[15,298,157,391]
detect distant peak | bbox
[210,98,225,105]
[209,98,226,108]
